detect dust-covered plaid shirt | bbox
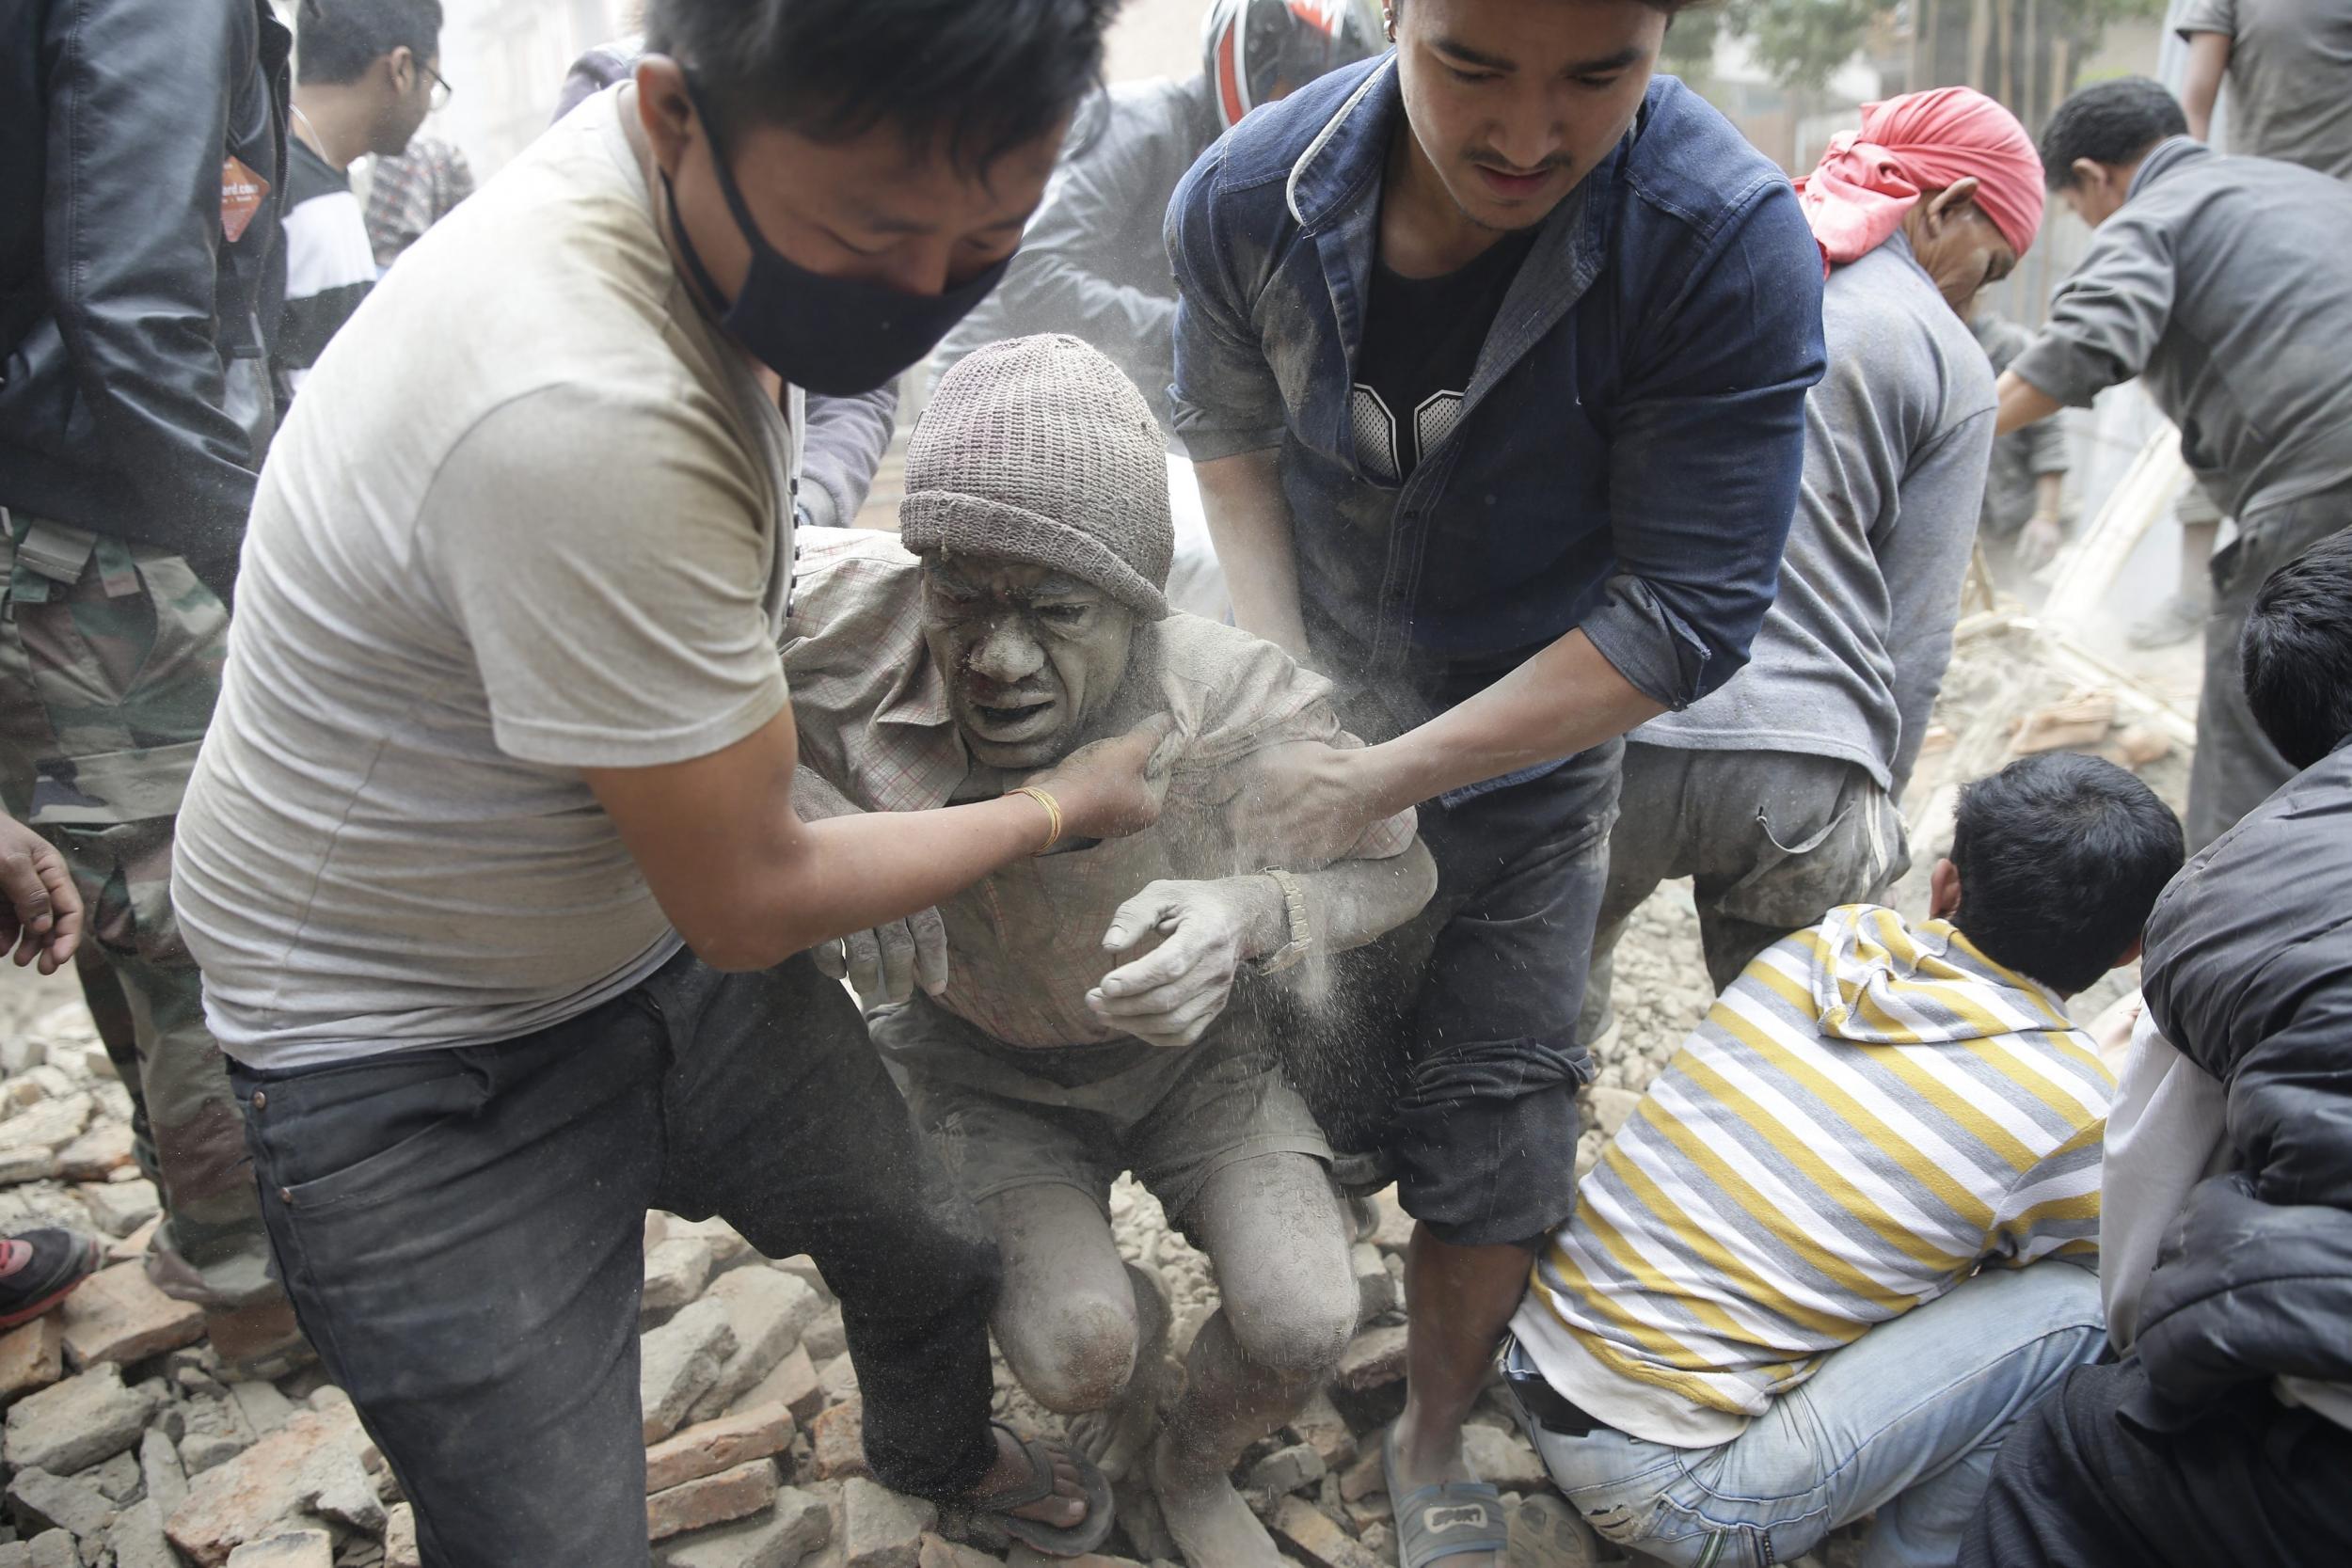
[782,529,1418,1048]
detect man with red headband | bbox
[1583,87,2043,1046]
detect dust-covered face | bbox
[922,558,1136,771]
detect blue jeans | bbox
[1518,1262,2105,1568]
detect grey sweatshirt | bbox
[2012,137,2352,519]
[1638,234,1994,797]
[935,75,1223,442]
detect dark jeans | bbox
[2189,493,2350,849]
[230,949,1000,1568]
[1960,1355,2352,1568]
[1284,741,1620,1247]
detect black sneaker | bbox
[0,1226,105,1329]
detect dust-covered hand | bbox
[2016,515,2064,573]
[1025,713,1183,844]
[1225,740,1393,872]
[1087,878,1286,1050]
[0,815,81,974]
[812,906,949,1009]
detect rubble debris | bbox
[642,1297,739,1444]
[660,1482,831,1568]
[5,1362,156,1474]
[808,1397,870,1483]
[647,1458,782,1543]
[645,1405,795,1494]
[163,1405,374,1566]
[691,1268,826,1424]
[223,1530,335,1568]
[2009,689,2117,755]
[54,1123,134,1182]
[381,1505,418,1568]
[1271,1495,1381,1568]
[0,1316,64,1404]
[1332,1326,1408,1393]
[841,1475,938,1568]
[57,1262,207,1368]
[645,1235,717,1316]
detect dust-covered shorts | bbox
[868,993,1330,1234]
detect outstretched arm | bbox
[2180,32,2231,143]
[1086,839,1438,1049]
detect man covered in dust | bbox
[784,334,1438,1568]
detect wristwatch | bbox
[1250,867,1313,975]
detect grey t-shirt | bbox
[173,89,801,1068]
[2178,0,2352,181]
[2010,137,2352,519]
[1636,234,1994,798]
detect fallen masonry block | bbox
[0,1094,93,1159]
[58,1262,206,1369]
[1584,1085,1643,1141]
[916,1535,997,1568]
[1246,1442,1326,1497]
[165,1405,375,1566]
[801,1307,848,1362]
[1333,1324,1408,1392]
[7,1465,116,1539]
[382,1503,420,1568]
[660,1483,831,1568]
[644,1236,717,1316]
[4,1361,155,1474]
[1338,1446,1386,1504]
[839,1476,934,1568]
[1461,1421,1548,1493]
[77,1177,160,1238]
[690,1268,824,1425]
[139,1428,187,1516]
[1351,1242,1401,1323]
[223,1531,335,1568]
[643,1297,739,1444]
[1272,1495,1381,1568]
[1290,1388,1359,1471]
[110,1497,180,1568]
[648,1458,781,1543]
[1004,1551,1148,1568]
[56,1122,135,1181]
[734,1343,827,1428]
[807,1398,869,1482]
[0,1316,63,1406]
[22,1528,81,1568]
[646,1405,796,1494]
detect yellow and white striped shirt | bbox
[1511,905,2111,1446]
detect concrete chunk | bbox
[224,1531,335,1568]
[55,1122,134,1182]
[689,1268,823,1423]
[1271,1496,1381,1568]
[660,1483,831,1568]
[1332,1324,1408,1392]
[4,1362,155,1473]
[642,1297,739,1444]
[382,1503,420,1568]
[6,1465,116,1538]
[839,1476,934,1568]
[733,1344,826,1427]
[0,1316,64,1405]
[109,1497,180,1568]
[165,1404,374,1566]
[57,1261,206,1368]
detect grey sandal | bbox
[1385,1424,1508,1567]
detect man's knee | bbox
[1003,1290,1139,1414]
[1221,1250,1358,1382]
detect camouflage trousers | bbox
[0,514,280,1309]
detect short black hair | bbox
[2038,77,2187,189]
[2241,528,2352,770]
[296,0,443,86]
[644,0,1120,171]
[1948,752,2184,994]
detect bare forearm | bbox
[2034,472,2065,520]
[1356,629,1662,814]
[2182,35,2229,142]
[1194,450,1310,657]
[1291,840,1438,955]
[1995,371,2063,436]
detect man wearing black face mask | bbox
[169,3,1161,1562]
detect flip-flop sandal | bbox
[1514,1494,1603,1568]
[974,1420,1117,1560]
[1384,1423,1508,1568]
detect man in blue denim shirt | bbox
[1167,3,1823,1562]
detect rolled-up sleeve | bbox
[1166,148,1289,461]
[1585,176,1827,709]
[2010,214,2178,409]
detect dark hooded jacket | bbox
[2136,738,2352,1429]
[0,0,289,599]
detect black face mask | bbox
[664,79,1013,396]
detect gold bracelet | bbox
[1009,786,1063,856]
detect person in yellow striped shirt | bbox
[1502,751,2185,1568]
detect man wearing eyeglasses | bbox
[275,0,448,406]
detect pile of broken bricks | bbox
[0,974,1613,1568]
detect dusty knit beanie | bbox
[898,334,1174,619]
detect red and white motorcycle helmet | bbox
[1200,0,1382,130]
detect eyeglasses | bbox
[419,60,453,112]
